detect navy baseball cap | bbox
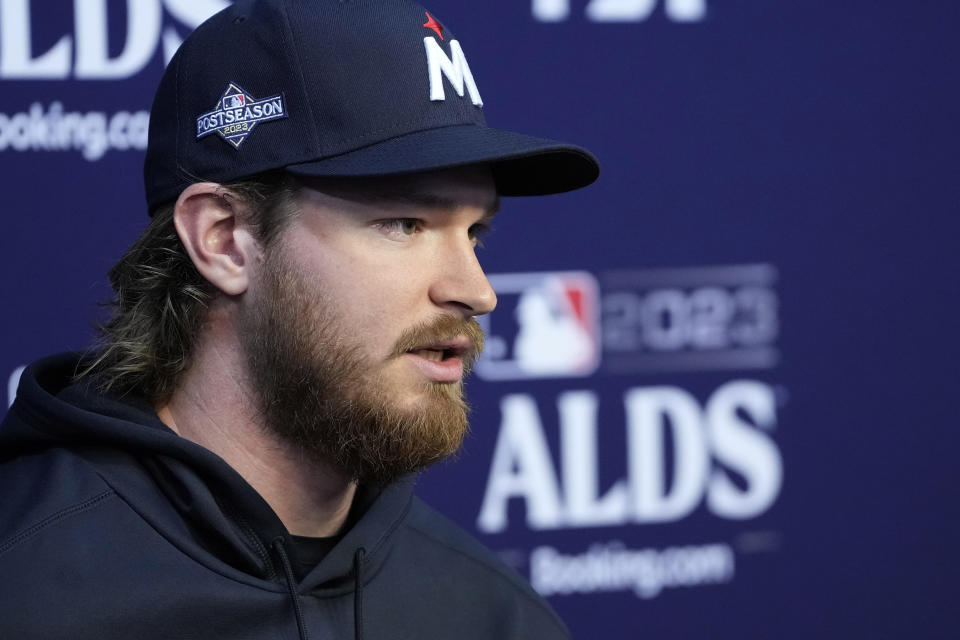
[143,0,599,212]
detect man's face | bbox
[239,166,498,483]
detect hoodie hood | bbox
[1,352,413,595]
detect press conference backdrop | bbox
[1,1,957,638]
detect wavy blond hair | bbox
[80,172,300,403]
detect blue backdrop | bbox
[1,1,958,638]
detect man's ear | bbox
[173,182,261,296]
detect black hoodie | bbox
[0,354,569,639]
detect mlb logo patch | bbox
[196,83,288,149]
[476,271,601,380]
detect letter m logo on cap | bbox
[423,38,483,107]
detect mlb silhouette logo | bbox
[224,94,245,108]
[476,271,601,380]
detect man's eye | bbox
[469,222,492,248]
[379,218,421,236]
[398,218,419,235]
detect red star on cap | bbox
[423,12,444,40]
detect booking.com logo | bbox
[476,271,601,381]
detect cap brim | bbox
[284,124,599,196]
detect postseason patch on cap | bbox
[196,83,288,149]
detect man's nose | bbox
[428,241,497,317]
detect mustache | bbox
[390,315,486,372]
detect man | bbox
[0,1,598,638]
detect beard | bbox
[238,248,485,485]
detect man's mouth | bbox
[410,348,455,362]
[406,338,471,362]
[403,338,473,382]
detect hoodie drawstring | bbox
[353,547,366,640]
[273,538,309,640]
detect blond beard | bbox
[239,248,484,484]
